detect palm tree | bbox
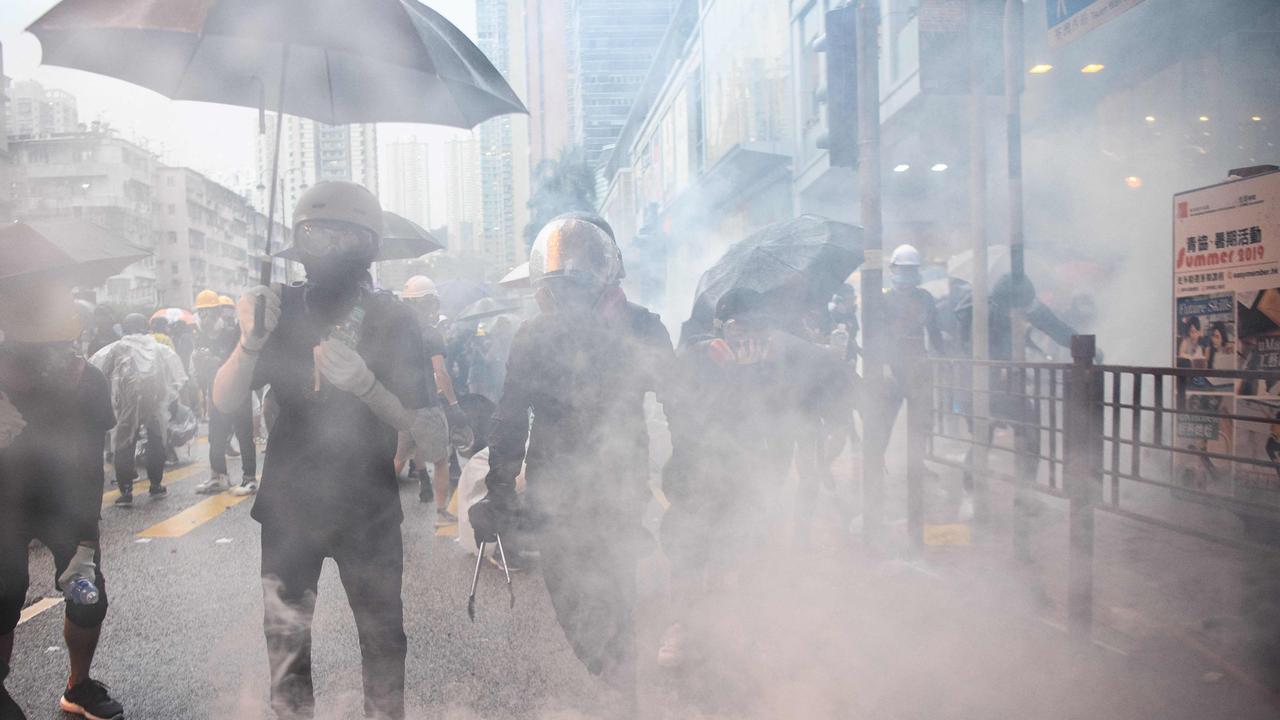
[525,147,598,249]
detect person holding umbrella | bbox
[213,182,433,720]
[470,213,674,699]
[0,276,123,720]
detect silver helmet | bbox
[528,214,623,294]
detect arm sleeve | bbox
[924,295,946,356]
[483,324,536,499]
[381,313,430,411]
[73,367,115,543]
[1028,302,1078,351]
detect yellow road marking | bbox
[652,486,671,510]
[101,462,205,507]
[924,523,972,546]
[435,523,458,538]
[18,597,64,626]
[137,493,249,538]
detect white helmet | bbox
[402,275,438,299]
[890,244,922,267]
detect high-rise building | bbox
[254,115,379,223]
[0,44,13,224]
[382,138,432,230]
[474,0,531,270]
[525,0,572,168]
[570,0,675,169]
[444,136,483,257]
[5,79,79,140]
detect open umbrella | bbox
[685,215,864,342]
[0,221,150,289]
[276,211,444,262]
[28,0,527,323]
[456,297,519,323]
[499,262,530,289]
[438,280,490,319]
[152,308,198,325]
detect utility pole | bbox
[969,0,992,523]
[1005,0,1026,363]
[855,0,884,547]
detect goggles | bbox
[295,220,377,258]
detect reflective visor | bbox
[295,220,376,258]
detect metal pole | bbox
[1004,0,1026,362]
[856,0,884,548]
[256,44,290,335]
[905,349,926,554]
[969,0,991,524]
[1065,335,1098,640]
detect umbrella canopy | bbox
[438,279,489,319]
[152,308,198,325]
[455,297,519,323]
[27,0,528,127]
[685,215,864,342]
[499,262,530,289]
[0,220,150,289]
[276,211,444,262]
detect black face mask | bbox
[302,255,371,321]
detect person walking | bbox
[90,313,186,505]
[0,280,124,720]
[192,289,257,495]
[470,214,674,701]
[213,181,432,720]
[397,275,470,516]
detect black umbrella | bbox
[456,297,519,323]
[685,215,864,342]
[275,211,444,262]
[0,221,150,289]
[438,280,489,319]
[28,0,527,324]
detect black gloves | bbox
[470,491,517,545]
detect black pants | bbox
[209,401,256,477]
[260,519,406,719]
[113,395,166,493]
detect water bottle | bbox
[64,576,99,606]
[314,304,366,394]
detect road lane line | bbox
[137,493,249,538]
[101,462,205,507]
[17,597,63,626]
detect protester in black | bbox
[192,289,257,495]
[472,214,673,699]
[213,182,429,720]
[0,282,124,720]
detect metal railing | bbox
[905,335,1280,639]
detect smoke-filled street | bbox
[4,438,1278,719]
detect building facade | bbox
[254,115,379,223]
[8,128,159,306]
[444,136,483,259]
[5,79,79,140]
[525,0,573,168]
[474,0,531,272]
[570,0,677,170]
[382,138,432,230]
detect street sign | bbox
[1046,0,1145,48]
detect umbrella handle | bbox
[256,44,291,338]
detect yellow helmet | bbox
[218,295,235,307]
[194,289,220,309]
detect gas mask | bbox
[889,265,921,290]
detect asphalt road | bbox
[9,439,1280,719]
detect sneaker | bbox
[195,474,229,494]
[230,478,258,496]
[113,492,133,507]
[59,678,123,720]
[148,484,168,498]
[656,623,686,669]
[435,509,457,528]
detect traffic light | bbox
[822,2,858,168]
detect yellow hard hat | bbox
[195,289,220,309]
[218,295,235,307]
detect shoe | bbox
[434,509,457,528]
[230,478,258,496]
[59,678,123,720]
[195,474,229,494]
[226,445,240,458]
[656,623,686,669]
[148,485,168,498]
[113,492,133,507]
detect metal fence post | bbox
[1065,335,1101,640]
[905,345,928,554]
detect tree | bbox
[524,147,598,249]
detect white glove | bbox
[237,285,281,352]
[57,544,97,589]
[314,338,376,396]
[0,392,26,450]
